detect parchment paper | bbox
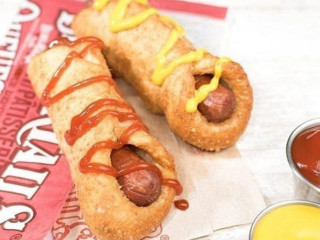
[0,1,266,240]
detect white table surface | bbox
[1,0,320,239]
[214,0,320,238]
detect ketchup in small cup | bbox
[291,125,320,187]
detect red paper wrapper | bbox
[0,1,228,240]
[0,1,84,240]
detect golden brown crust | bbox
[27,42,176,240]
[72,1,253,151]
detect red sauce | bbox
[174,199,189,211]
[43,37,185,206]
[118,161,163,178]
[291,126,320,187]
[79,140,122,176]
[163,179,189,210]
[119,121,148,143]
[65,102,137,145]
[162,179,183,196]
[50,36,104,56]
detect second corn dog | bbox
[72,0,253,151]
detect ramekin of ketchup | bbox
[287,118,320,201]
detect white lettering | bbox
[0,178,39,200]
[13,117,59,165]
[0,50,15,59]
[56,11,76,39]
[0,81,4,93]
[0,35,19,52]
[0,163,49,199]
[0,58,13,66]
[0,203,34,231]
[0,65,11,82]
[16,1,41,23]
[17,117,58,145]
[40,107,48,115]
[7,29,20,38]
[0,33,20,83]
[2,164,48,185]
[13,140,59,165]
[10,22,22,31]
[0,116,61,199]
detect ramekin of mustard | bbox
[287,118,320,202]
[249,200,320,240]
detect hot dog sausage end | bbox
[111,146,161,207]
[195,75,236,123]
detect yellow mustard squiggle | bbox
[95,0,157,32]
[110,0,157,32]
[93,0,231,113]
[151,17,206,86]
[93,0,109,10]
[185,57,231,113]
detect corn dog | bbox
[72,0,253,151]
[27,37,183,240]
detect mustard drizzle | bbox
[93,0,231,113]
[186,57,231,112]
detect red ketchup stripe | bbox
[118,162,163,178]
[65,98,134,145]
[119,121,149,143]
[43,75,110,106]
[65,108,140,145]
[149,0,228,20]
[79,139,122,176]
[162,178,183,196]
[50,36,105,52]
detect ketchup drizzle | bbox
[50,36,105,55]
[162,178,183,196]
[65,98,134,144]
[79,139,122,176]
[43,75,111,106]
[119,121,148,143]
[42,37,185,208]
[174,199,189,211]
[118,161,163,178]
[66,109,140,145]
